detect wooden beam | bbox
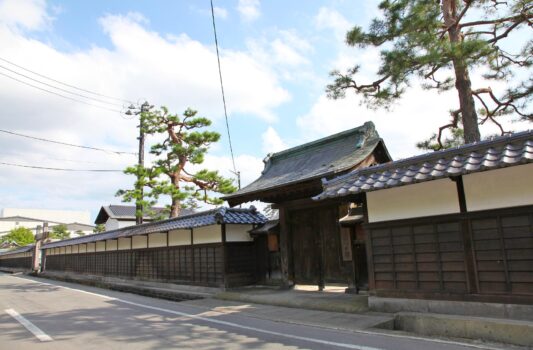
[278,206,293,288]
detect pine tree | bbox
[327,0,532,149]
[117,107,236,218]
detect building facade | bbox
[316,131,533,304]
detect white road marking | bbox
[5,308,53,342]
[4,275,505,350]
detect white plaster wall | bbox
[118,220,136,229]
[132,235,147,249]
[59,247,66,254]
[106,240,118,251]
[87,242,96,252]
[367,178,460,223]
[72,245,79,254]
[105,219,119,231]
[169,229,191,246]
[118,237,131,250]
[65,246,72,254]
[226,224,253,242]
[95,241,106,252]
[193,225,221,244]
[148,233,167,248]
[464,164,533,212]
[79,244,87,253]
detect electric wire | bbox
[0,161,123,172]
[0,64,124,108]
[0,56,132,104]
[0,128,137,155]
[210,0,237,175]
[0,71,123,114]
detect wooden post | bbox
[222,224,228,289]
[190,229,195,283]
[454,176,479,294]
[278,206,293,288]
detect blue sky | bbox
[0,0,528,220]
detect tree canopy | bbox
[117,107,236,218]
[327,0,532,149]
[50,224,71,240]
[1,227,34,246]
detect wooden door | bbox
[290,209,319,284]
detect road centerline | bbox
[5,308,53,342]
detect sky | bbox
[0,0,529,221]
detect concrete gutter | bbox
[370,296,533,322]
[393,312,533,348]
[37,271,217,301]
[216,287,369,314]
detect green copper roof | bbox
[224,121,388,203]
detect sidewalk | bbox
[216,285,370,314]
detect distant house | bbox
[49,223,95,237]
[94,205,194,231]
[0,208,93,238]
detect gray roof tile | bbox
[43,207,266,249]
[315,131,533,200]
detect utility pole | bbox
[127,101,151,225]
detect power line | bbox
[0,128,137,156]
[0,64,124,108]
[210,0,238,180]
[0,161,122,172]
[0,71,123,114]
[0,150,130,166]
[0,56,132,105]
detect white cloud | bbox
[315,7,351,41]
[0,0,52,31]
[245,29,317,84]
[261,127,286,154]
[297,82,530,161]
[213,6,228,19]
[0,8,290,217]
[237,0,260,22]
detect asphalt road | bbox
[0,273,506,350]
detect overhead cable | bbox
[0,64,124,108]
[0,161,123,172]
[0,128,137,156]
[210,0,237,175]
[0,71,123,114]
[0,56,132,104]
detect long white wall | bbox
[463,163,533,212]
[41,224,256,255]
[367,178,460,223]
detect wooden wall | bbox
[0,256,32,270]
[44,242,257,288]
[366,205,533,303]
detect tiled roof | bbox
[43,207,266,249]
[224,122,389,203]
[315,130,533,200]
[0,244,34,257]
[94,205,194,224]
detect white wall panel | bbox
[367,178,460,223]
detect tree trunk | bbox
[442,0,481,144]
[170,175,181,218]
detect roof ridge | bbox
[42,206,261,247]
[323,129,533,187]
[267,121,375,160]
